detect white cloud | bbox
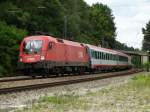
[84,0,150,49]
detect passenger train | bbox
[19,35,132,77]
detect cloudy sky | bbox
[84,0,150,49]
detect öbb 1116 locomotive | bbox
[19,35,132,76]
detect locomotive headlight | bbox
[20,57,22,62]
[40,56,45,61]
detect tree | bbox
[0,21,27,75]
[89,3,116,48]
[142,21,150,51]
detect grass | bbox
[17,72,150,112]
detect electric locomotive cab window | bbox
[23,40,42,54]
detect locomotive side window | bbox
[57,39,64,43]
[48,42,53,49]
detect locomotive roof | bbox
[24,35,55,41]
[24,35,85,47]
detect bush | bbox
[143,62,150,72]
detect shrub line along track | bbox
[0,69,142,94]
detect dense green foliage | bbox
[0,21,27,75]
[142,21,150,51]
[0,0,135,75]
[143,62,150,72]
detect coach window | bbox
[94,51,95,59]
[94,51,96,59]
[115,55,117,61]
[102,52,103,59]
[106,53,108,60]
[107,54,108,60]
[102,52,104,59]
[92,51,94,58]
[103,53,106,60]
[91,51,93,58]
[95,51,97,59]
[116,55,118,61]
[96,52,98,59]
[96,51,98,59]
[91,50,94,58]
[102,52,105,59]
[93,51,94,58]
[110,54,112,60]
[99,52,101,59]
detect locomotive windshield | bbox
[23,40,42,54]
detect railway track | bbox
[0,76,32,82]
[0,69,142,94]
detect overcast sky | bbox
[84,0,150,49]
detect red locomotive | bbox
[19,35,131,77]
